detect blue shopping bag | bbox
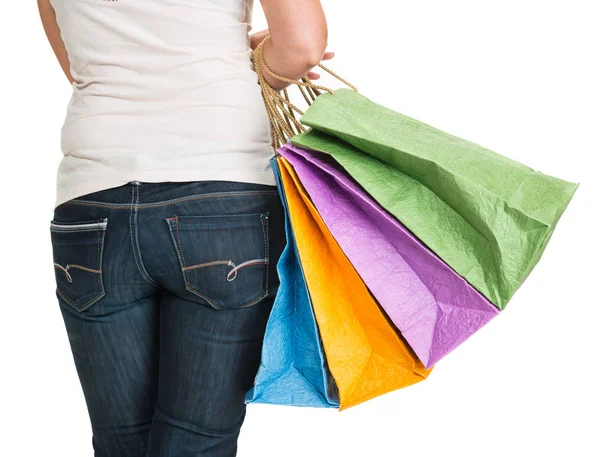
[245,156,339,408]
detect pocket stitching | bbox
[51,222,107,312]
[176,215,221,309]
[167,216,221,310]
[167,213,270,310]
[56,287,105,313]
[230,212,270,309]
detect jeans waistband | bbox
[61,180,279,210]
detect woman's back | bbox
[39,2,328,454]
[50,0,273,208]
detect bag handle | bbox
[251,35,358,149]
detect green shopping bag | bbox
[292,89,578,308]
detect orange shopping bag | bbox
[278,156,432,410]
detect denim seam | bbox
[129,185,160,287]
[62,190,279,210]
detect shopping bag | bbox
[245,157,339,408]
[277,155,431,410]
[293,88,579,308]
[279,143,499,368]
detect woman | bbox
[37,0,331,455]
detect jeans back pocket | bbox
[50,218,108,312]
[166,213,270,309]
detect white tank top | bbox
[50,0,274,209]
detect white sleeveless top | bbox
[50,0,274,209]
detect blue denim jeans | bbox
[50,180,286,457]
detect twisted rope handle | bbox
[251,35,358,149]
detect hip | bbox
[50,179,286,314]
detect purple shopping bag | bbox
[278,143,500,368]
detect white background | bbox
[2,1,599,456]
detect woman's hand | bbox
[250,29,334,81]
[305,51,334,80]
[249,29,270,51]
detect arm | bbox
[37,0,73,84]
[258,0,328,90]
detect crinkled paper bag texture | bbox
[245,157,339,408]
[293,89,579,309]
[279,144,499,368]
[278,156,431,410]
